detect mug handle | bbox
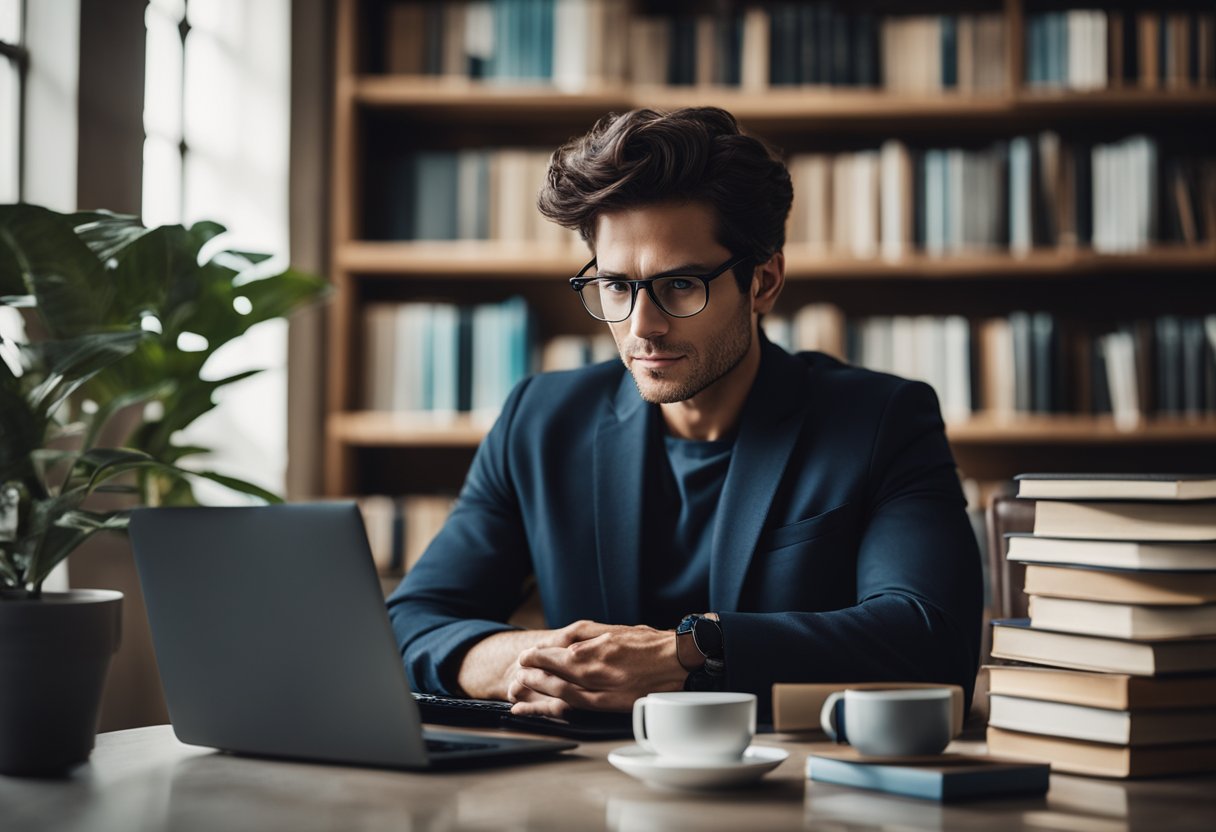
[820,691,846,743]
[632,697,655,753]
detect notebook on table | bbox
[128,502,578,769]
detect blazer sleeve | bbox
[717,379,983,714]
[385,378,536,696]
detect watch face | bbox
[692,616,723,659]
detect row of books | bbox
[359,298,1216,426]
[986,473,1216,778]
[975,313,1216,424]
[371,148,582,245]
[1026,10,1216,90]
[358,494,455,577]
[371,136,1214,251]
[786,136,1214,257]
[362,298,532,413]
[382,1,1008,92]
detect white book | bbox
[831,154,853,255]
[1091,12,1108,91]
[912,315,940,392]
[851,151,879,259]
[471,303,501,415]
[393,304,428,413]
[805,154,832,251]
[879,140,911,261]
[891,316,918,381]
[552,0,589,92]
[363,304,398,411]
[465,1,494,69]
[1101,330,1141,430]
[1007,534,1216,571]
[740,8,769,91]
[1029,595,1216,640]
[943,315,972,422]
[1067,11,1087,90]
[988,695,1216,746]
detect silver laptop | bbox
[128,502,576,769]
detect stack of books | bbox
[987,473,1216,777]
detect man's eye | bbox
[602,281,630,294]
[667,278,696,291]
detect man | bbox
[387,107,981,722]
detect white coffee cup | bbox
[819,687,953,757]
[632,692,757,763]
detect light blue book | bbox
[1008,138,1031,252]
[807,752,1049,802]
[413,152,459,240]
[923,150,945,255]
[429,303,460,413]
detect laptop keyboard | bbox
[414,693,511,713]
[425,737,496,754]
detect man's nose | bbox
[629,287,669,340]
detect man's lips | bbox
[632,354,684,367]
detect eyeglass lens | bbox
[582,276,707,321]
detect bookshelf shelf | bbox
[329,411,488,447]
[947,415,1216,445]
[338,240,1216,281]
[330,411,1216,451]
[352,76,1216,129]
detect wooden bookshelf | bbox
[331,410,1216,449]
[326,0,1216,498]
[338,240,1216,280]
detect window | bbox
[142,0,292,504]
[0,0,24,203]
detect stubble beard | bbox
[622,301,754,405]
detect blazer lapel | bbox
[592,372,652,623]
[710,342,813,612]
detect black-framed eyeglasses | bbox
[568,254,751,323]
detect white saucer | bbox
[607,744,789,790]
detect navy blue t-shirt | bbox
[640,424,734,628]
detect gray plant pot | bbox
[0,590,122,776]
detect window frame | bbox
[0,0,28,202]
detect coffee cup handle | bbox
[820,691,845,742]
[632,697,656,754]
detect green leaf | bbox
[189,220,227,248]
[0,204,112,338]
[69,211,153,263]
[81,378,176,451]
[185,470,283,504]
[23,330,147,421]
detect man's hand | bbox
[508,621,687,716]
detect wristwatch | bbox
[676,614,725,689]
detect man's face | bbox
[594,202,755,405]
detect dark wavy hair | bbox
[537,107,793,292]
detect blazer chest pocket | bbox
[759,502,856,553]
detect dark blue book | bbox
[940,16,957,88]
[830,10,850,86]
[798,4,817,85]
[854,13,878,87]
[669,13,697,85]
[807,750,1049,802]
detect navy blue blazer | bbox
[387,339,983,718]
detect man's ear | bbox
[751,251,785,315]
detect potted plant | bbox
[0,204,326,775]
